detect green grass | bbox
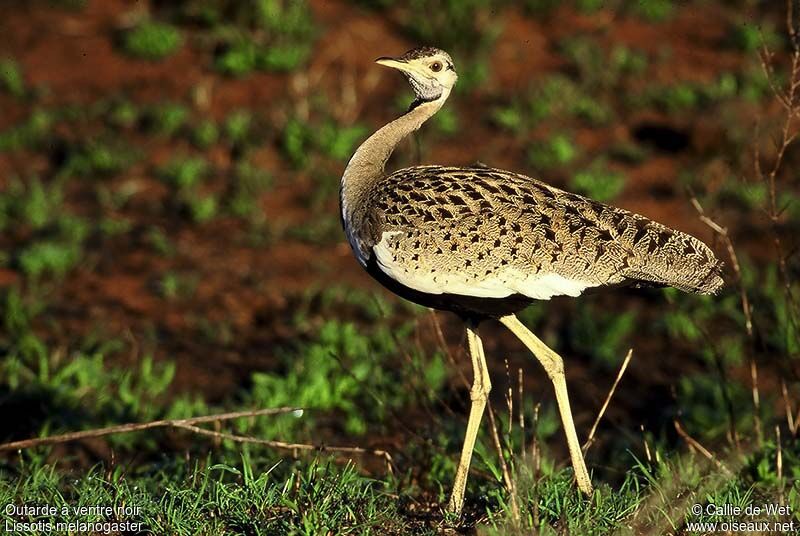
[0,454,406,535]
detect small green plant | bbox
[728,21,781,52]
[191,119,219,148]
[490,102,525,133]
[144,226,175,256]
[159,271,197,300]
[57,139,137,178]
[630,0,674,22]
[98,217,132,237]
[227,161,272,220]
[571,95,611,125]
[215,40,258,77]
[158,156,208,189]
[0,109,53,152]
[106,100,139,129]
[122,21,183,61]
[528,76,572,122]
[17,240,81,279]
[282,117,311,167]
[648,82,700,112]
[528,134,578,170]
[213,0,315,76]
[283,116,362,167]
[642,73,742,113]
[569,160,626,202]
[316,121,368,161]
[144,103,189,137]
[0,58,25,97]
[223,110,253,145]
[14,215,88,280]
[0,177,63,231]
[185,192,218,223]
[609,45,648,77]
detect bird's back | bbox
[345,164,723,311]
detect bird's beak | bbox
[375,56,413,75]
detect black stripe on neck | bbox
[407,93,442,112]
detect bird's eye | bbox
[431,61,442,72]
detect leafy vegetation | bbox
[121,21,183,61]
[0,58,25,98]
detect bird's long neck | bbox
[340,89,450,222]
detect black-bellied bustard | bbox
[339,46,723,516]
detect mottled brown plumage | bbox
[339,46,724,516]
[350,164,723,318]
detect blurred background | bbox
[0,0,798,532]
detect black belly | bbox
[365,257,533,322]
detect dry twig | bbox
[0,407,394,472]
[673,420,731,475]
[582,349,633,454]
[486,402,520,526]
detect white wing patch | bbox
[373,231,596,301]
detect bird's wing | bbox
[361,166,723,300]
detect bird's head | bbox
[376,47,457,102]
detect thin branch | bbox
[0,407,302,452]
[690,197,753,337]
[486,402,520,526]
[673,420,731,475]
[751,359,764,446]
[0,407,395,472]
[641,424,652,464]
[171,423,394,473]
[518,367,526,464]
[781,380,797,436]
[430,310,470,391]
[582,349,633,454]
[690,196,762,445]
[777,425,785,505]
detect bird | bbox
[339,46,723,517]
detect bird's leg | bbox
[447,322,492,517]
[499,314,593,495]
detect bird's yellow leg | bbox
[499,314,593,495]
[447,323,492,517]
